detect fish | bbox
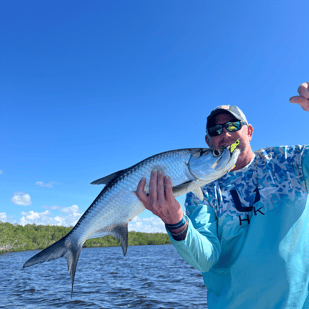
[23,140,241,296]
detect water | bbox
[0,245,208,308]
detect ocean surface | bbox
[0,244,208,308]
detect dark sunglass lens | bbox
[226,121,241,132]
[209,125,223,136]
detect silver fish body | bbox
[23,145,240,296]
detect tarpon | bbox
[23,141,240,296]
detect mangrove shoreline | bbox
[0,221,172,254]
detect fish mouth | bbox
[219,139,239,150]
[219,143,232,149]
[211,139,240,157]
[212,139,241,170]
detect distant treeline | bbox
[0,222,172,254]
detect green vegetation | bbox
[0,222,171,254]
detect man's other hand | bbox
[289,82,309,111]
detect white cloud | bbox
[19,205,165,233]
[129,216,166,233]
[41,205,80,213]
[0,170,3,174]
[41,205,59,210]
[11,192,32,206]
[60,205,79,213]
[0,212,7,222]
[35,181,59,188]
[19,207,82,227]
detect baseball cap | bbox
[206,105,248,135]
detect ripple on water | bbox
[0,245,207,308]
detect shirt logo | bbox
[230,187,265,225]
[230,187,260,212]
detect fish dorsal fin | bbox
[90,169,128,185]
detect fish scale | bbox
[69,150,194,245]
[23,143,240,297]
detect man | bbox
[136,82,309,309]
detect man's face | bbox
[205,113,253,156]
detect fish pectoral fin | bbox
[172,181,204,200]
[90,169,128,185]
[191,187,204,201]
[172,180,194,196]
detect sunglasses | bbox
[208,120,246,137]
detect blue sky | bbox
[1,0,308,233]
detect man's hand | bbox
[289,82,309,111]
[136,170,184,225]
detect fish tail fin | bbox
[66,245,83,298]
[23,234,83,298]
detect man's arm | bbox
[289,81,309,192]
[136,170,221,272]
[166,192,221,273]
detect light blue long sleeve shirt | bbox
[167,145,309,309]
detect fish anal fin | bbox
[91,169,128,185]
[88,223,129,256]
[111,223,128,256]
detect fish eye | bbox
[212,149,222,157]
